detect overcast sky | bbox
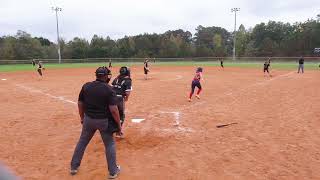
[0,0,319,42]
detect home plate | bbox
[1,79,7,81]
[131,118,145,123]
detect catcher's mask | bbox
[95,66,112,83]
[119,66,131,77]
[196,67,203,73]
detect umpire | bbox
[111,67,132,131]
[70,67,122,179]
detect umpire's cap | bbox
[95,66,111,77]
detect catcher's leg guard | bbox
[116,96,125,126]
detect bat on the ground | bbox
[216,122,237,128]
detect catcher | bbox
[111,66,132,136]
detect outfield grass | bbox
[0,61,319,72]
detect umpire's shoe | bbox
[108,165,121,179]
[70,168,78,175]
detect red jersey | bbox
[193,72,202,81]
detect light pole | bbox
[231,8,240,61]
[52,6,62,63]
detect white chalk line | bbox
[176,71,295,113]
[131,118,145,123]
[14,84,77,105]
[13,71,294,134]
[159,111,181,126]
[160,75,183,82]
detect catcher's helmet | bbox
[119,66,131,77]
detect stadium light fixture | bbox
[231,8,240,61]
[52,6,62,63]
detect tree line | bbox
[0,15,319,60]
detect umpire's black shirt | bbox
[78,79,117,119]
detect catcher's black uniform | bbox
[112,75,132,126]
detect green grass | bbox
[0,63,135,72]
[0,61,319,72]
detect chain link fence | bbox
[0,57,320,65]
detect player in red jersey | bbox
[188,67,203,102]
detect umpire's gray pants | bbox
[0,163,19,180]
[298,64,304,73]
[71,115,118,175]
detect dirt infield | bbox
[0,66,320,180]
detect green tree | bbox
[68,37,89,59]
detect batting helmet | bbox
[196,67,203,73]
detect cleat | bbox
[195,95,200,99]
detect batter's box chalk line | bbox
[14,84,77,105]
[159,111,181,126]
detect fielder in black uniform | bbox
[108,59,112,68]
[32,59,36,67]
[263,58,271,77]
[37,61,45,76]
[112,66,132,130]
[220,58,224,69]
[144,58,149,80]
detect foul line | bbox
[15,84,77,105]
[160,75,183,82]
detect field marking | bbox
[1,79,7,81]
[175,71,295,113]
[160,75,183,82]
[14,84,77,105]
[12,71,295,134]
[148,71,295,133]
[159,111,181,126]
[158,126,195,133]
[131,118,145,123]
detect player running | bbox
[144,58,150,80]
[37,61,45,76]
[111,67,132,137]
[188,67,203,102]
[263,58,271,77]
